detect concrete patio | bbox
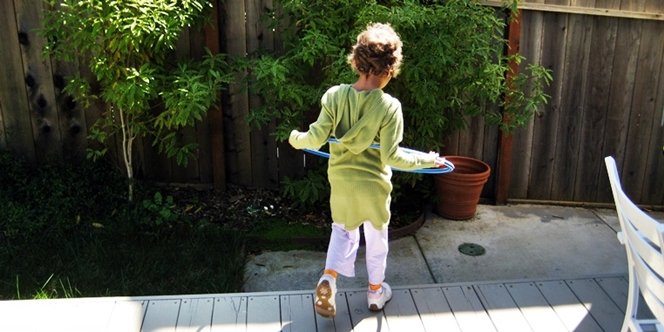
[243,204,663,292]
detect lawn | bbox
[0,152,249,299]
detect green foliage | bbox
[141,192,178,227]
[0,150,246,299]
[0,151,126,244]
[495,62,554,133]
[25,274,81,300]
[249,220,329,251]
[243,0,550,150]
[281,169,330,208]
[237,0,551,205]
[42,0,233,200]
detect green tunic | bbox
[289,84,437,230]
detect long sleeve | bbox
[379,103,437,170]
[288,103,334,151]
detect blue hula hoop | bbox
[303,138,454,174]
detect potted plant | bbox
[42,0,232,201]
[240,0,551,220]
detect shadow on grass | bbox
[1,224,246,300]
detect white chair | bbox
[605,156,664,332]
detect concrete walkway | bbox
[243,204,663,292]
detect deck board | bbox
[475,283,532,332]
[246,295,280,332]
[443,285,497,332]
[0,275,644,332]
[383,289,426,332]
[107,300,146,332]
[566,279,624,332]
[505,282,568,332]
[142,299,181,332]
[176,297,214,332]
[280,294,316,332]
[211,296,246,331]
[536,280,604,332]
[410,287,461,332]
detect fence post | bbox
[495,9,521,205]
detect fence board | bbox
[574,12,618,202]
[223,0,252,186]
[649,41,664,207]
[511,8,543,199]
[551,0,594,201]
[0,0,36,162]
[246,0,279,188]
[191,23,213,185]
[51,59,88,162]
[15,0,63,164]
[596,17,642,203]
[529,10,567,200]
[622,19,664,204]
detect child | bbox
[289,22,445,318]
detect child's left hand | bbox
[434,156,447,168]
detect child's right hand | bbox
[434,156,447,168]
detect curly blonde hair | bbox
[347,23,403,77]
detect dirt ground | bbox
[164,184,424,232]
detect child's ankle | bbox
[369,283,382,291]
[323,269,338,280]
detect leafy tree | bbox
[43,0,232,201]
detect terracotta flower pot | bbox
[433,156,491,220]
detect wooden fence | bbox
[0,0,663,207]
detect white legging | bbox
[325,222,389,285]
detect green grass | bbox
[0,151,246,300]
[249,219,330,252]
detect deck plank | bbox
[177,297,214,332]
[346,290,390,331]
[211,296,247,331]
[443,285,497,332]
[0,275,633,332]
[383,289,426,332]
[0,299,56,332]
[280,293,316,332]
[56,299,116,332]
[315,291,354,332]
[475,283,532,332]
[246,295,280,332]
[142,299,181,332]
[505,282,568,332]
[411,287,461,332]
[536,280,603,332]
[106,300,147,332]
[594,276,628,311]
[566,279,624,332]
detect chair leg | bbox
[622,268,641,332]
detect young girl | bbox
[289,23,445,318]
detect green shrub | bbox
[239,0,550,206]
[0,150,126,244]
[281,169,330,208]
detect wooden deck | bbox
[0,275,633,332]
